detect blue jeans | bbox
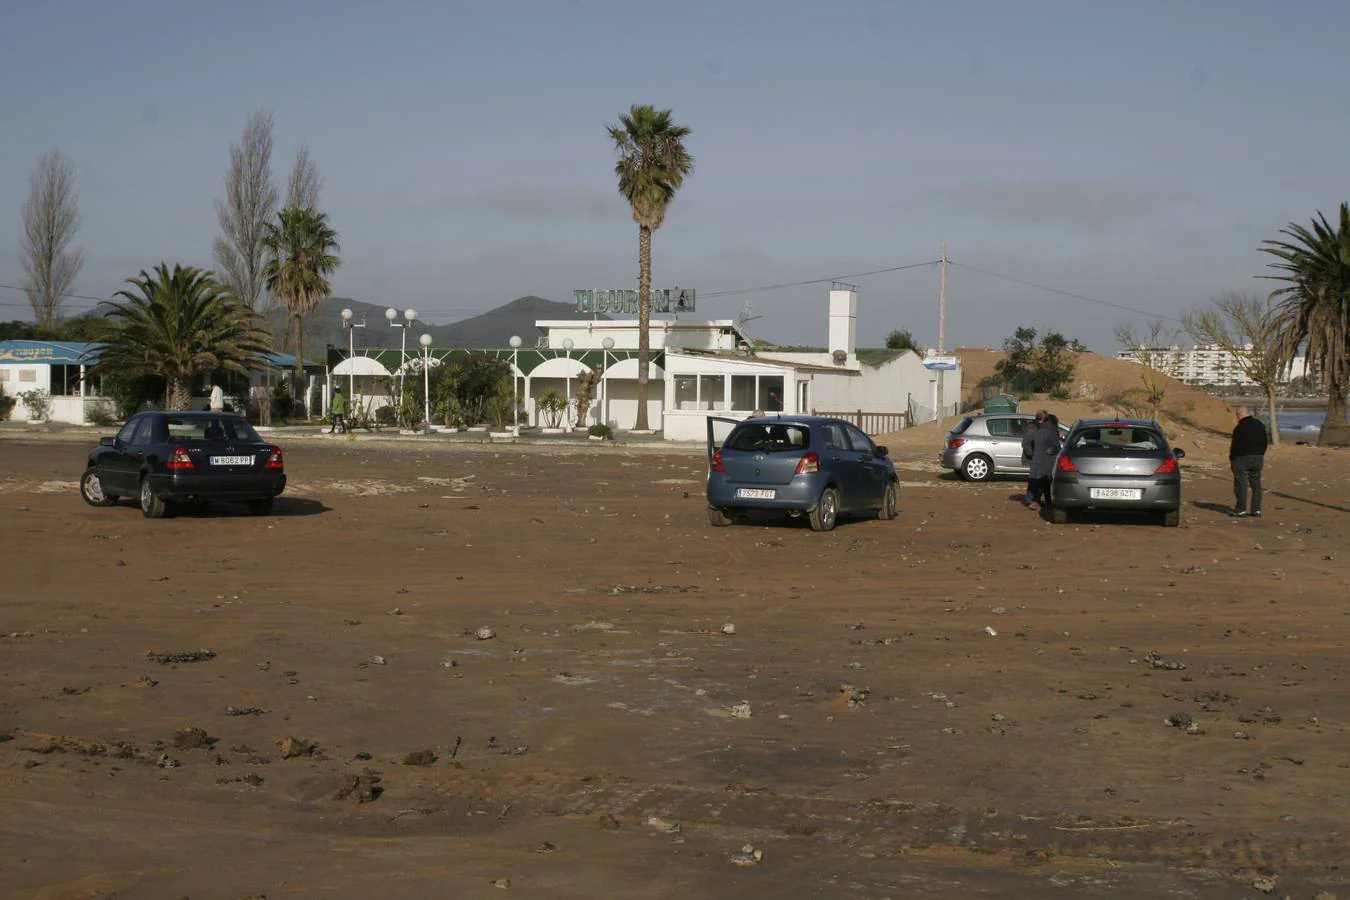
[1231,454,1264,514]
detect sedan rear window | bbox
[166,416,261,443]
[1071,426,1163,451]
[726,422,809,452]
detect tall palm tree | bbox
[98,263,272,410]
[608,105,694,432]
[263,206,341,412]
[1261,202,1350,447]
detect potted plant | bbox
[537,389,566,434]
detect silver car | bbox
[939,413,1065,482]
[1049,418,1185,527]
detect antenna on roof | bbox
[736,301,761,343]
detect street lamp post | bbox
[508,335,522,437]
[601,336,615,430]
[562,337,574,431]
[386,307,417,416]
[419,333,433,433]
[340,308,366,409]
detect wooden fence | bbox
[811,409,908,435]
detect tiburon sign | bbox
[574,288,695,316]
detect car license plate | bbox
[736,488,775,499]
[210,455,253,466]
[1090,488,1142,500]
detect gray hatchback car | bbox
[939,412,1067,482]
[706,415,899,531]
[1049,417,1185,527]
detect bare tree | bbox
[1183,291,1285,445]
[1113,320,1182,419]
[21,148,84,333]
[286,143,323,211]
[213,109,278,312]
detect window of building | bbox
[759,376,785,411]
[729,374,785,411]
[674,375,697,410]
[730,375,756,410]
[19,369,37,383]
[699,374,725,410]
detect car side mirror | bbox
[99,437,116,447]
[1174,448,1185,459]
[874,445,889,457]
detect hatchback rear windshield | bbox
[165,416,261,443]
[1070,426,1164,451]
[950,417,974,435]
[726,422,809,452]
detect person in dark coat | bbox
[1028,413,1062,510]
[1229,406,1269,517]
[1021,410,1047,506]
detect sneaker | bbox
[1232,510,1248,518]
[1252,510,1262,517]
[1028,501,1041,511]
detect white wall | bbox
[539,320,743,351]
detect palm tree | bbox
[98,263,272,410]
[1261,203,1350,447]
[608,105,694,431]
[263,206,340,413]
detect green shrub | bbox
[1048,387,1071,401]
[375,404,397,427]
[588,423,614,440]
[18,389,52,422]
[0,384,14,421]
[87,400,120,427]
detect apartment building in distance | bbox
[1114,344,1309,387]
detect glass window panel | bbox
[759,376,785,412]
[699,374,724,410]
[730,375,756,410]
[674,375,697,410]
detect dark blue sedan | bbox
[705,415,899,531]
[79,411,287,519]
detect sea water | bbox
[1272,409,1326,434]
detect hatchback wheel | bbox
[707,506,732,527]
[80,468,118,507]
[877,481,899,520]
[140,478,170,519]
[1049,505,1070,525]
[809,487,839,532]
[961,454,992,482]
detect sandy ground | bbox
[1,432,1348,899]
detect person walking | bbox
[1021,410,1047,506]
[1229,405,1269,517]
[330,386,348,435]
[209,382,224,413]
[1028,413,1062,511]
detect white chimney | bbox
[828,287,857,363]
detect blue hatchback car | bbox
[705,415,900,531]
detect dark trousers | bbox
[1232,454,1264,514]
[1030,476,1052,506]
[331,413,346,434]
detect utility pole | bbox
[936,241,948,421]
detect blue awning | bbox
[0,340,104,364]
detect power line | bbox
[947,260,1184,324]
[698,260,941,299]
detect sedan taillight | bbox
[710,450,724,473]
[1153,456,1178,475]
[264,447,284,470]
[794,452,820,475]
[166,446,194,470]
[1055,454,1078,473]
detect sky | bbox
[2,0,1348,351]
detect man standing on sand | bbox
[1021,409,1047,506]
[1229,406,1269,518]
[330,386,347,435]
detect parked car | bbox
[705,415,899,531]
[939,412,1068,482]
[79,411,287,519]
[1049,417,1184,527]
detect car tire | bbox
[877,480,899,520]
[1049,505,1069,525]
[1162,509,1179,528]
[80,468,118,507]
[961,454,993,482]
[139,477,170,519]
[707,506,732,527]
[248,498,274,516]
[809,487,840,532]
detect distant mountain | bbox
[299,295,606,355]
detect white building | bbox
[0,340,106,424]
[1115,345,1309,387]
[329,287,961,439]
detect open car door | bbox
[706,416,741,463]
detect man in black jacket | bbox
[1229,406,1269,517]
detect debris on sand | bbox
[333,768,382,803]
[1164,713,1201,734]
[597,813,620,830]
[728,844,764,866]
[838,685,870,708]
[475,626,496,640]
[720,623,736,635]
[730,702,753,719]
[491,878,511,889]
[277,736,317,759]
[1250,874,1277,893]
[401,749,438,766]
[646,815,681,833]
[172,727,216,750]
[145,649,216,665]
[1144,650,1186,671]
[225,706,267,716]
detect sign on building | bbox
[574,288,695,316]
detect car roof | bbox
[137,410,247,419]
[738,415,852,426]
[1072,417,1161,428]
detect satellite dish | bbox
[832,349,847,364]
